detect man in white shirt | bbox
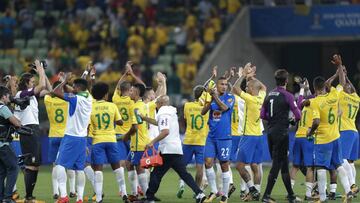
[142,95,206,203]
[51,73,92,203]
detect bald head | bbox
[246,79,262,95]
[156,95,170,108]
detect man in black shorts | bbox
[260,69,302,203]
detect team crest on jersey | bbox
[227,98,233,103]
[213,110,222,121]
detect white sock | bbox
[67,169,76,193]
[350,163,356,185]
[317,169,327,201]
[52,166,59,195]
[259,163,263,186]
[330,183,337,193]
[291,179,295,189]
[206,168,218,194]
[128,170,138,195]
[240,177,247,192]
[179,179,185,188]
[255,184,261,192]
[246,179,255,189]
[222,171,231,197]
[84,166,95,191]
[13,184,16,192]
[342,160,354,185]
[145,169,151,183]
[337,166,351,193]
[305,182,313,197]
[215,163,223,192]
[229,168,234,184]
[114,167,127,196]
[57,165,68,198]
[138,173,148,194]
[94,171,103,202]
[76,171,86,201]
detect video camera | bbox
[294,75,307,84]
[28,60,47,74]
[10,96,30,110]
[0,125,33,142]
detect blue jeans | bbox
[0,145,19,200]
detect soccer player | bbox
[52,73,92,203]
[289,79,315,200]
[233,64,266,201]
[123,83,150,201]
[338,71,360,195]
[89,82,128,203]
[177,85,209,198]
[44,81,70,199]
[201,75,235,203]
[306,56,353,203]
[260,69,302,203]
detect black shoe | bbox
[195,193,206,203]
[262,196,276,203]
[249,187,260,201]
[240,190,246,199]
[287,195,302,203]
[228,183,236,198]
[153,196,161,201]
[69,192,77,198]
[53,194,59,200]
[122,195,130,203]
[327,192,336,200]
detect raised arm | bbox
[39,74,53,97]
[346,75,357,93]
[203,66,217,88]
[155,72,167,97]
[232,67,245,96]
[51,73,71,100]
[33,60,46,95]
[127,62,145,86]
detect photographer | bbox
[13,60,50,202]
[0,85,21,203]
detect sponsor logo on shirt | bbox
[213,110,222,121]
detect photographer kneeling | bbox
[0,86,21,203]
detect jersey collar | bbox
[77,91,89,98]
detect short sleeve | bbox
[114,104,122,121]
[0,106,13,119]
[183,103,188,119]
[310,99,320,119]
[44,95,51,105]
[259,90,266,101]
[224,95,235,109]
[112,90,120,102]
[239,91,253,103]
[129,105,137,125]
[158,114,170,131]
[19,88,35,98]
[330,87,339,98]
[64,93,77,116]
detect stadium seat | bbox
[37,48,48,58]
[27,39,41,49]
[50,11,60,18]
[35,10,46,18]
[151,64,166,73]
[174,54,187,64]
[21,48,36,59]
[34,29,47,39]
[0,58,13,71]
[14,39,25,49]
[158,54,172,65]
[165,44,176,54]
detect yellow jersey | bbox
[240,90,266,136]
[112,90,134,135]
[296,105,314,138]
[146,100,157,119]
[339,90,360,132]
[44,95,68,138]
[183,101,209,146]
[90,100,121,144]
[130,100,150,151]
[310,87,340,144]
[231,95,243,136]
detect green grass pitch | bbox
[14,165,360,203]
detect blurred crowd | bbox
[0,0,241,98]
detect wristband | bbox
[81,70,89,78]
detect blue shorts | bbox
[183,144,205,165]
[340,130,359,161]
[10,140,22,157]
[293,137,314,167]
[230,136,241,162]
[314,139,343,170]
[204,138,232,161]
[261,134,271,162]
[56,135,87,170]
[92,142,121,165]
[48,137,62,163]
[116,134,130,161]
[237,135,263,164]
[128,150,153,166]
